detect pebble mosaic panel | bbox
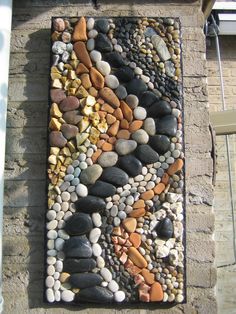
[46,16,185,305]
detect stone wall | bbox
[3,0,216,313]
[207,35,236,314]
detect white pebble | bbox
[92,212,102,227]
[55,260,63,272]
[133,107,147,120]
[108,280,119,292]
[92,243,102,257]
[97,256,105,268]
[88,29,98,38]
[47,265,55,276]
[114,290,126,302]
[87,38,95,51]
[46,276,54,288]
[100,267,112,282]
[87,17,95,30]
[76,183,88,197]
[89,228,101,243]
[47,210,57,221]
[61,290,75,302]
[55,290,61,302]
[47,230,57,240]
[55,238,65,251]
[61,191,70,202]
[46,288,55,303]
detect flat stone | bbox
[80,164,103,185]
[88,180,116,198]
[72,16,87,41]
[61,124,78,139]
[63,111,82,125]
[155,115,177,137]
[49,131,67,148]
[139,91,158,108]
[64,212,92,235]
[70,273,103,289]
[98,151,118,167]
[147,100,171,118]
[126,78,147,96]
[74,41,92,68]
[94,18,109,33]
[128,247,148,268]
[75,195,106,214]
[50,89,66,104]
[149,134,170,154]
[99,87,120,108]
[64,235,92,258]
[152,34,171,61]
[59,96,80,112]
[114,66,134,82]
[63,258,96,273]
[132,129,149,144]
[143,117,156,136]
[75,286,113,303]
[135,144,159,164]
[156,217,174,239]
[90,67,104,90]
[101,167,129,186]
[96,61,111,76]
[95,33,113,52]
[104,52,125,68]
[118,155,142,177]
[115,139,137,155]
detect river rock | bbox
[53,18,65,32]
[101,167,129,186]
[80,164,103,185]
[61,290,75,302]
[75,286,113,303]
[105,75,119,89]
[74,41,92,68]
[89,228,101,243]
[70,273,103,289]
[115,139,137,155]
[75,195,106,213]
[135,144,159,164]
[152,34,171,61]
[63,111,82,125]
[132,129,149,144]
[118,155,142,177]
[147,100,171,118]
[49,131,67,148]
[126,78,147,96]
[90,50,102,63]
[63,258,96,273]
[114,66,134,82]
[52,41,66,54]
[96,60,111,76]
[61,123,78,139]
[64,212,93,235]
[50,89,66,103]
[95,33,113,52]
[115,85,127,99]
[155,115,177,137]
[149,134,170,154]
[72,16,87,41]
[63,235,92,258]
[140,91,158,108]
[104,52,125,67]
[90,67,104,89]
[99,87,120,108]
[143,117,156,136]
[59,96,80,112]
[98,151,118,167]
[156,217,174,239]
[94,18,109,33]
[126,94,139,109]
[88,180,116,198]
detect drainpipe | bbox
[0,0,13,312]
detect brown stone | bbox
[141,269,155,285]
[106,114,116,125]
[133,200,145,209]
[120,119,129,129]
[49,131,67,148]
[90,67,105,90]
[72,16,87,41]
[113,108,123,120]
[99,87,120,108]
[161,173,169,185]
[117,130,130,140]
[107,120,120,137]
[59,96,80,112]
[53,18,65,32]
[80,73,92,89]
[141,190,154,200]
[129,208,145,218]
[50,89,66,104]
[120,100,133,122]
[89,86,98,97]
[91,149,102,163]
[108,137,116,145]
[101,103,115,114]
[61,123,78,140]
[76,63,89,75]
[153,183,165,195]
[128,247,148,268]
[129,233,141,248]
[74,41,92,68]
[150,282,164,302]
[167,158,184,175]
[129,120,143,133]
[102,142,113,152]
[63,110,83,125]
[122,218,137,233]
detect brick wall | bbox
[3,1,216,313]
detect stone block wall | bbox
[3,0,216,313]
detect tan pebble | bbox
[116,130,130,140]
[129,120,143,133]
[101,103,115,114]
[90,67,105,90]
[120,119,129,129]
[161,173,169,185]
[141,269,155,285]
[141,190,154,200]
[167,159,184,175]
[107,120,120,137]
[128,247,148,268]
[129,208,145,218]
[80,73,92,89]
[153,183,165,195]
[72,16,87,41]
[91,149,102,162]
[99,87,120,109]
[106,114,117,125]
[122,217,137,233]
[129,232,141,248]
[102,142,113,152]
[75,63,89,75]
[60,272,70,283]
[113,108,123,120]
[89,86,98,97]
[150,282,164,302]
[120,100,133,122]
[133,200,145,209]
